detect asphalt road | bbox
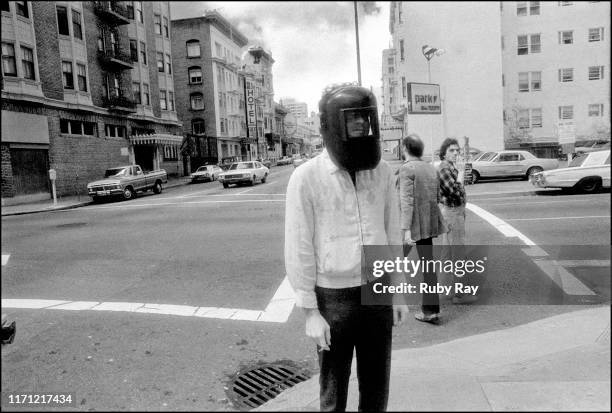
[1,161,610,411]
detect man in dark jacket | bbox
[397,134,447,323]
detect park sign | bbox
[407,82,441,114]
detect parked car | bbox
[470,150,558,183]
[277,156,292,166]
[293,155,307,168]
[190,165,223,183]
[87,165,167,201]
[257,158,272,168]
[218,161,269,188]
[531,149,610,193]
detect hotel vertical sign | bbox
[245,79,257,139]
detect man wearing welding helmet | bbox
[285,83,409,411]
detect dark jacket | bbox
[396,160,447,240]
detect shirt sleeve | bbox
[284,169,318,308]
[385,167,402,246]
[398,165,415,230]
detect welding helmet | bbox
[319,83,381,171]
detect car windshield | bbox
[196,166,208,172]
[104,168,128,177]
[582,151,610,167]
[477,152,497,162]
[568,153,588,167]
[229,162,253,170]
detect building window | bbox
[160,89,167,110]
[518,72,529,92]
[156,52,164,72]
[56,6,70,36]
[530,34,541,53]
[163,145,177,161]
[517,35,528,55]
[1,43,17,77]
[215,42,223,58]
[400,39,404,61]
[188,67,202,84]
[558,106,573,120]
[517,1,527,15]
[588,104,603,117]
[62,61,74,89]
[60,119,96,136]
[402,76,406,97]
[558,68,573,82]
[168,91,174,111]
[558,30,573,44]
[109,74,120,97]
[143,83,150,105]
[1,3,9,12]
[192,118,205,134]
[20,46,35,80]
[15,1,28,18]
[387,57,393,65]
[105,124,126,138]
[76,63,87,91]
[109,31,118,54]
[186,40,200,57]
[558,1,573,5]
[130,39,138,62]
[588,66,604,80]
[589,27,604,42]
[72,10,82,40]
[518,109,530,129]
[190,92,204,110]
[154,14,162,35]
[501,36,505,50]
[139,41,147,64]
[135,1,143,23]
[126,2,134,19]
[220,118,226,133]
[530,71,541,90]
[163,16,169,38]
[165,53,172,74]
[132,82,141,104]
[530,1,540,14]
[531,108,542,127]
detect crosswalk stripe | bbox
[2,254,10,266]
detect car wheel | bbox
[123,186,135,200]
[249,175,255,186]
[261,173,267,183]
[471,170,480,184]
[578,178,601,193]
[153,181,162,194]
[526,166,543,180]
[223,183,229,188]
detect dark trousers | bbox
[403,237,440,315]
[315,286,393,412]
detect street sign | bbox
[558,120,576,154]
[380,127,402,141]
[407,82,441,114]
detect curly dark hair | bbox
[439,138,460,160]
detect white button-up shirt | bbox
[284,149,401,308]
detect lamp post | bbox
[421,45,445,162]
[354,1,362,85]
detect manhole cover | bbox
[226,361,311,410]
[56,222,87,228]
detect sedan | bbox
[218,161,269,188]
[531,149,610,193]
[190,165,223,183]
[470,150,559,183]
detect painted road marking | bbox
[1,276,297,322]
[505,215,609,221]
[76,199,286,212]
[467,203,597,296]
[476,199,609,207]
[555,260,610,267]
[2,254,9,266]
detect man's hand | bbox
[304,308,331,351]
[393,304,409,326]
[403,230,415,245]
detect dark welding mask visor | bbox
[338,106,379,141]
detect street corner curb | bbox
[467,189,558,199]
[1,201,93,216]
[254,374,320,411]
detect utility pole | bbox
[354,1,362,86]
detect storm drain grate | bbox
[226,362,311,410]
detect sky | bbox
[170,1,392,115]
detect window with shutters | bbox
[588,66,604,80]
[589,27,604,42]
[558,68,574,82]
[558,106,573,120]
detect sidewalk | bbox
[257,306,611,411]
[1,176,190,216]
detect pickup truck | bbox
[87,165,167,201]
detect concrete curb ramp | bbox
[256,307,611,411]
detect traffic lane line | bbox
[70,199,286,212]
[2,254,9,266]
[505,216,609,221]
[472,198,610,207]
[466,203,597,296]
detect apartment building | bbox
[171,12,253,169]
[386,1,504,156]
[279,97,308,119]
[502,1,610,156]
[1,1,183,199]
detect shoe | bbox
[452,295,479,304]
[414,312,440,323]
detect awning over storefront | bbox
[1,111,49,144]
[129,134,183,146]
